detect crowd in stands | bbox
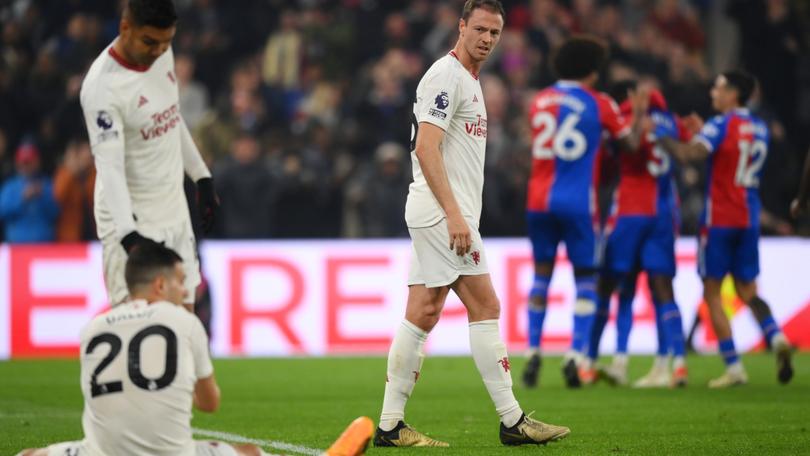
[1,0,809,243]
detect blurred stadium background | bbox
[0,0,809,358]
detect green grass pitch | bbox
[1,354,808,455]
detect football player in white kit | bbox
[374,0,569,448]
[80,0,217,310]
[17,243,374,456]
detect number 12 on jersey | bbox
[735,139,767,188]
[532,112,587,161]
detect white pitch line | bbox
[193,427,323,456]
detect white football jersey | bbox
[81,43,207,241]
[79,300,213,456]
[405,51,487,228]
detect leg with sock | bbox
[615,274,636,357]
[527,274,550,354]
[375,285,450,447]
[738,279,793,384]
[705,278,748,388]
[471,322,570,445]
[746,295,785,348]
[610,273,636,384]
[634,296,672,388]
[524,273,550,387]
[565,270,597,388]
[453,273,570,446]
[583,273,619,383]
[650,275,687,386]
[571,271,598,356]
[379,319,428,431]
[470,320,523,428]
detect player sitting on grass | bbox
[17,243,373,456]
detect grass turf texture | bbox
[1,354,808,455]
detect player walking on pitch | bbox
[80,0,217,310]
[374,0,569,447]
[17,243,373,456]
[656,70,793,388]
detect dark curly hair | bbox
[552,36,609,81]
[127,0,178,29]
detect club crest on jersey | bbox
[471,250,481,265]
[498,357,511,372]
[97,111,113,130]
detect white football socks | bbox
[771,332,789,350]
[469,319,523,428]
[613,354,628,370]
[379,319,428,431]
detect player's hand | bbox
[447,213,471,257]
[196,177,219,234]
[120,231,160,254]
[629,86,650,118]
[682,112,704,134]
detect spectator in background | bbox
[727,0,805,141]
[53,138,95,242]
[261,8,305,122]
[0,129,13,183]
[194,87,266,166]
[213,133,276,239]
[647,0,705,52]
[0,143,59,242]
[176,53,210,130]
[344,142,410,238]
[421,2,457,59]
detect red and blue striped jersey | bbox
[693,108,769,228]
[527,81,630,215]
[612,108,680,218]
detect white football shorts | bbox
[408,217,489,288]
[101,218,201,306]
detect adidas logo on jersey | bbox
[473,94,478,102]
[138,96,149,108]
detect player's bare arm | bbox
[414,122,471,256]
[616,87,649,153]
[657,136,710,163]
[193,374,221,412]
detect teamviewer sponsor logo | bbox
[141,104,182,140]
